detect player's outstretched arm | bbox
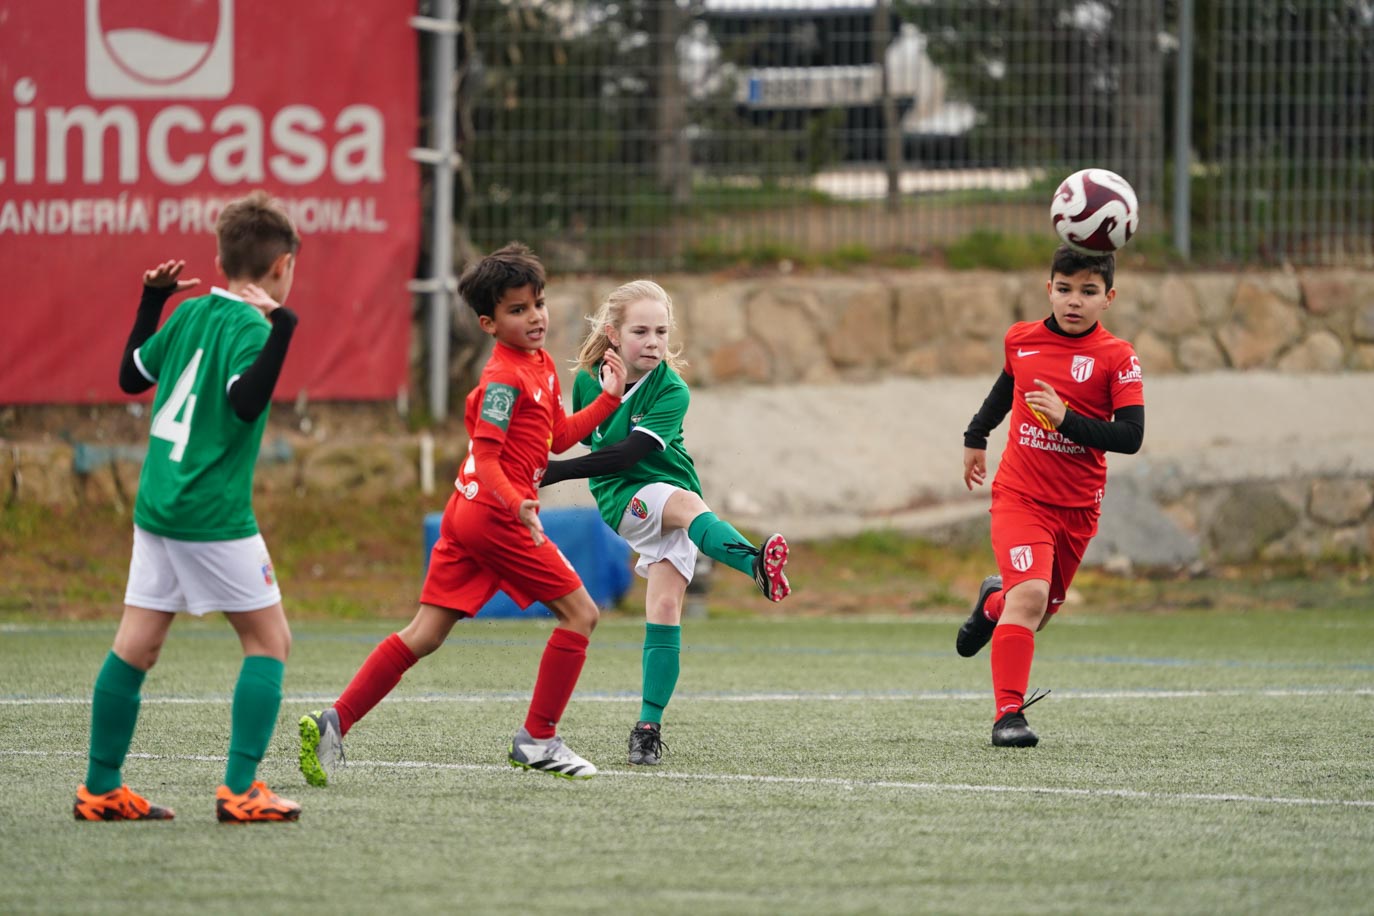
[542,429,660,487]
[118,260,202,394]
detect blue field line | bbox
[3,685,1372,706]
[4,623,1373,672]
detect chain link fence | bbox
[1202,0,1373,264]
[452,0,1371,273]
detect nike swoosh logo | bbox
[1050,598,1065,604]
[1017,349,1040,357]
[533,389,542,402]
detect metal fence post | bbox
[1173,0,1194,259]
[410,1,460,420]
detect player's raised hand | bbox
[143,260,200,293]
[518,498,545,546]
[600,349,627,398]
[240,283,281,318]
[963,447,988,490]
[1026,379,1067,427]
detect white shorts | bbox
[617,482,699,584]
[124,526,282,616]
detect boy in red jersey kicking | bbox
[956,245,1145,747]
[299,243,626,784]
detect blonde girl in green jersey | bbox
[541,280,790,766]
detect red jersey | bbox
[456,342,618,515]
[456,344,565,513]
[992,319,1144,508]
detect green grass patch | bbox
[942,230,1047,270]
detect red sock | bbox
[523,628,589,739]
[983,589,1006,622]
[990,624,1035,719]
[335,633,418,736]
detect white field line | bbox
[3,748,1371,810]
[3,686,1373,706]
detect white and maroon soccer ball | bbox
[1050,168,1140,255]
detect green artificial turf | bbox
[2,608,1371,914]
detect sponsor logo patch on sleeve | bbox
[479,383,518,430]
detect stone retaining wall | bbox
[542,269,1374,386]
[1087,472,1374,572]
[7,436,1370,570]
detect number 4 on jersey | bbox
[150,349,203,462]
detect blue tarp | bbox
[423,507,633,618]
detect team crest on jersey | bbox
[480,383,517,429]
[1070,355,1096,382]
[462,481,479,500]
[630,497,649,519]
[1010,545,1034,573]
[630,413,643,425]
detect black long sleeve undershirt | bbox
[540,429,660,487]
[117,286,174,394]
[963,370,1015,450]
[116,285,298,422]
[226,307,298,422]
[1058,404,1144,454]
[962,370,1145,455]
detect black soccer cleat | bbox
[991,711,1039,747]
[991,689,1049,748]
[627,720,667,766]
[956,575,1003,658]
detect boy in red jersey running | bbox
[956,245,1145,747]
[299,243,626,784]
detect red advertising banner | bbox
[0,0,419,403]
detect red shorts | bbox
[989,487,1099,615]
[419,491,584,614]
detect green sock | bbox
[687,512,756,577]
[225,656,285,794]
[85,651,146,794]
[639,623,682,723]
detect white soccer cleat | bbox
[508,728,598,779]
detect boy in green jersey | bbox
[74,191,303,823]
[541,280,791,766]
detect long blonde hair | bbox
[574,279,688,374]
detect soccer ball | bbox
[1050,168,1140,255]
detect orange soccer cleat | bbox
[74,784,175,821]
[215,781,301,823]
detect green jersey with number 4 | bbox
[132,289,272,541]
[572,361,702,531]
